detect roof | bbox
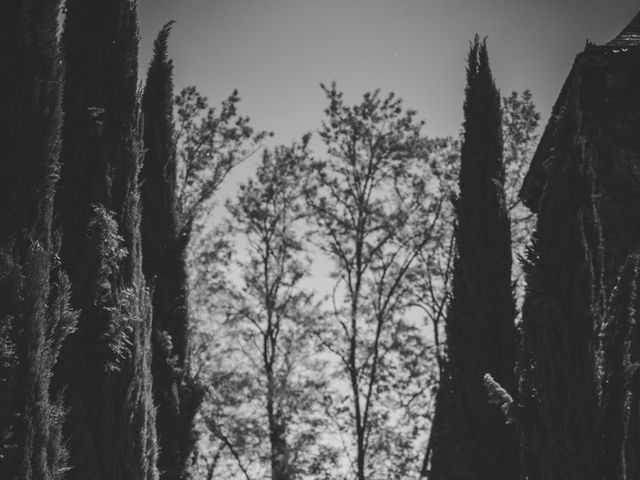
[607,11,640,48]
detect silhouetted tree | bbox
[166,82,268,477]
[0,1,77,479]
[192,140,331,480]
[426,36,518,480]
[517,12,640,478]
[600,251,640,479]
[141,23,203,480]
[54,0,158,478]
[172,85,270,238]
[517,82,604,479]
[305,83,441,480]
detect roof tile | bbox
[607,11,640,47]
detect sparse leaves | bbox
[307,83,441,480]
[191,141,328,479]
[174,86,272,236]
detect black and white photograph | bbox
[2,1,640,479]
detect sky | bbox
[136,0,640,200]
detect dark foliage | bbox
[517,25,640,475]
[54,0,158,478]
[517,70,604,479]
[600,252,640,479]
[427,36,518,480]
[141,23,204,480]
[0,1,77,479]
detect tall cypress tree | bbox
[141,24,203,480]
[54,0,158,478]
[427,36,518,480]
[517,77,604,478]
[600,251,640,479]
[517,12,640,479]
[0,1,77,479]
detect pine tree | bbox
[427,36,518,480]
[53,0,158,478]
[0,1,77,479]
[141,23,203,480]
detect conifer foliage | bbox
[427,36,518,480]
[54,0,158,478]
[141,23,203,480]
[0,1,77,479]
[600,252,640,479]
[516,22,640,477]
[517,83,604,480]
[8,3,640,480]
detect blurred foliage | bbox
[184,85,539,480]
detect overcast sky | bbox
[136,0,640,200]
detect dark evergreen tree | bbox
[141,23,203,480]
[517,12,640,479]
[517,81,604,479]
[54,0,158,478]
[600,251,640,479]
[0,1,77,479]
[426,36,518,480]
